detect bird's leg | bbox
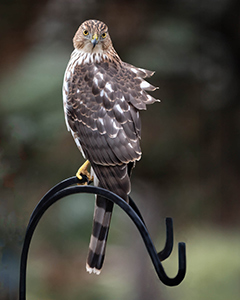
[76,160,93,184]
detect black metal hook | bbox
[128,197,174,261]
[19,176,186,300]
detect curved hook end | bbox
[178,242,186,274]
[157,217,174,261]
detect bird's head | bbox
[73,20,113,54]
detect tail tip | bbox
[86,263,101,275]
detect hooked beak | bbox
[91,33,98,48]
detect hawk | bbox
[63,19,159,275]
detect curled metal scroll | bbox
[19,176,186,300]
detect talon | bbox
[76,160,93,184]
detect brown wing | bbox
[64,59,158,167]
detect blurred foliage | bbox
[0,0,240,299]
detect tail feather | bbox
[86,164,130,274]
[86,196,113,274]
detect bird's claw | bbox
[76,160,93,185]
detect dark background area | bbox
[0,0,240,299]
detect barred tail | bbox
[86,195,113,275]
[86,164,131,274]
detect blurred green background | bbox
[1,0,240,299]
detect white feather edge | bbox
[86,263,101,275]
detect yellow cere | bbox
[92,33,98,40]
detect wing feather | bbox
[64,58,158,166]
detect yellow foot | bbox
[76,160,93,184]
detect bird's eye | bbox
[83,30,89,36]
[101,32,107,39]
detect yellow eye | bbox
[101,32,107,39]
[83,30,89,36]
